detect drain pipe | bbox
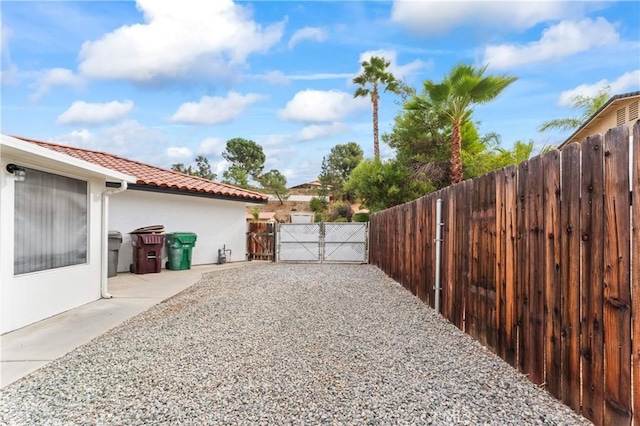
[101,181,128,298]
[434,198,443,314]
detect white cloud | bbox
[170,91,264,125]
[1,20,18,85]
[290,73,353,81]
[78,0,284,83]
[101,120,166,151]
[358,49,428,80]
[558,70,640,106]
[53,120,166,159]
[249,71,354,84]
[288,27,327,49]
[297,122,349,141]
[165,146,193,160]
[258,70,291,85]
[484,18,619,69]
[196,137,226,155]
[57,100,134,125]
[53,129,96,148]
[30,68,84,100]
[391,0,590,35]
[279,90,369,123]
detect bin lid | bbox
[108,230,122,238]
[130,225,165,234]
[168,232,197,245]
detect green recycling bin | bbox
[165,232,197,270]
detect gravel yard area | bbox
[1,263,590,425]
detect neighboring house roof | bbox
[269,194,319,202]
[560,91,640,148]
[289,180,322,189]
[15,136,268,203]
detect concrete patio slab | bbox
[0,261,257,388]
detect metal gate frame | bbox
[276,222,369,263]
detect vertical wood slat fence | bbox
[246,222,275,261]
[369,123,639,425]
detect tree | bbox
[538,87,609,132]
[406,64,517,184]
[327,142,363,182]
[171,155,217,180]
[322,142,364,200]
[344,159,433,212]
[222,165,249,188]
[353,56,399,160]
[222,138,265,183]
[259,169,289,205]
[317,156,332,200]
[462,139,534,179]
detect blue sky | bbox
[2,1,639,186]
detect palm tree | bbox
[406,64,517,184]
[353,56,399,160]
[538,88,609,132]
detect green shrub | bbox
[309,197,327,213]
[352,212,369,222]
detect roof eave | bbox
[1,134,136,183]
[108,182,268,204]
[559,91,640,149]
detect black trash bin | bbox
[129,226,165,274]
[108,231,122,277]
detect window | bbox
[14,168,88,275]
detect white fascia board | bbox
[0,134,135,183]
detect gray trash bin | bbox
[108,231,123,277]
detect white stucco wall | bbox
[108,190,249,271]
[1,157,106,334]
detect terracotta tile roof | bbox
[15,136,268,203]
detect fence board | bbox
[407,202,415,294]
[632,122,640,425]
[516,160,529,374]
[543,149,562,400]
[560,142,581,412]
[452,183,465,328]
[603,126,632,425]
[580,134,605,424]
[477,175,488,347]
[527,156,545,384]
[503,165,517,367]
[495,169,506,359]
[443,186,455,319]
[486,172,498,352]
[462,180,473,333]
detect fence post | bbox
[434,198,443,314]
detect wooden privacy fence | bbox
[369,123,639,426]
[246,222,275,261]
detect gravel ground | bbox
[1,263,590,425]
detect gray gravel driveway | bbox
[1,264,589,425]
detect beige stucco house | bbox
[560,91,639,147]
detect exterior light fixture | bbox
[6,164,26,182]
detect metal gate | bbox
[277,222,368,263]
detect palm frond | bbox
[538,118,582,132]
[353,87,371,98]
